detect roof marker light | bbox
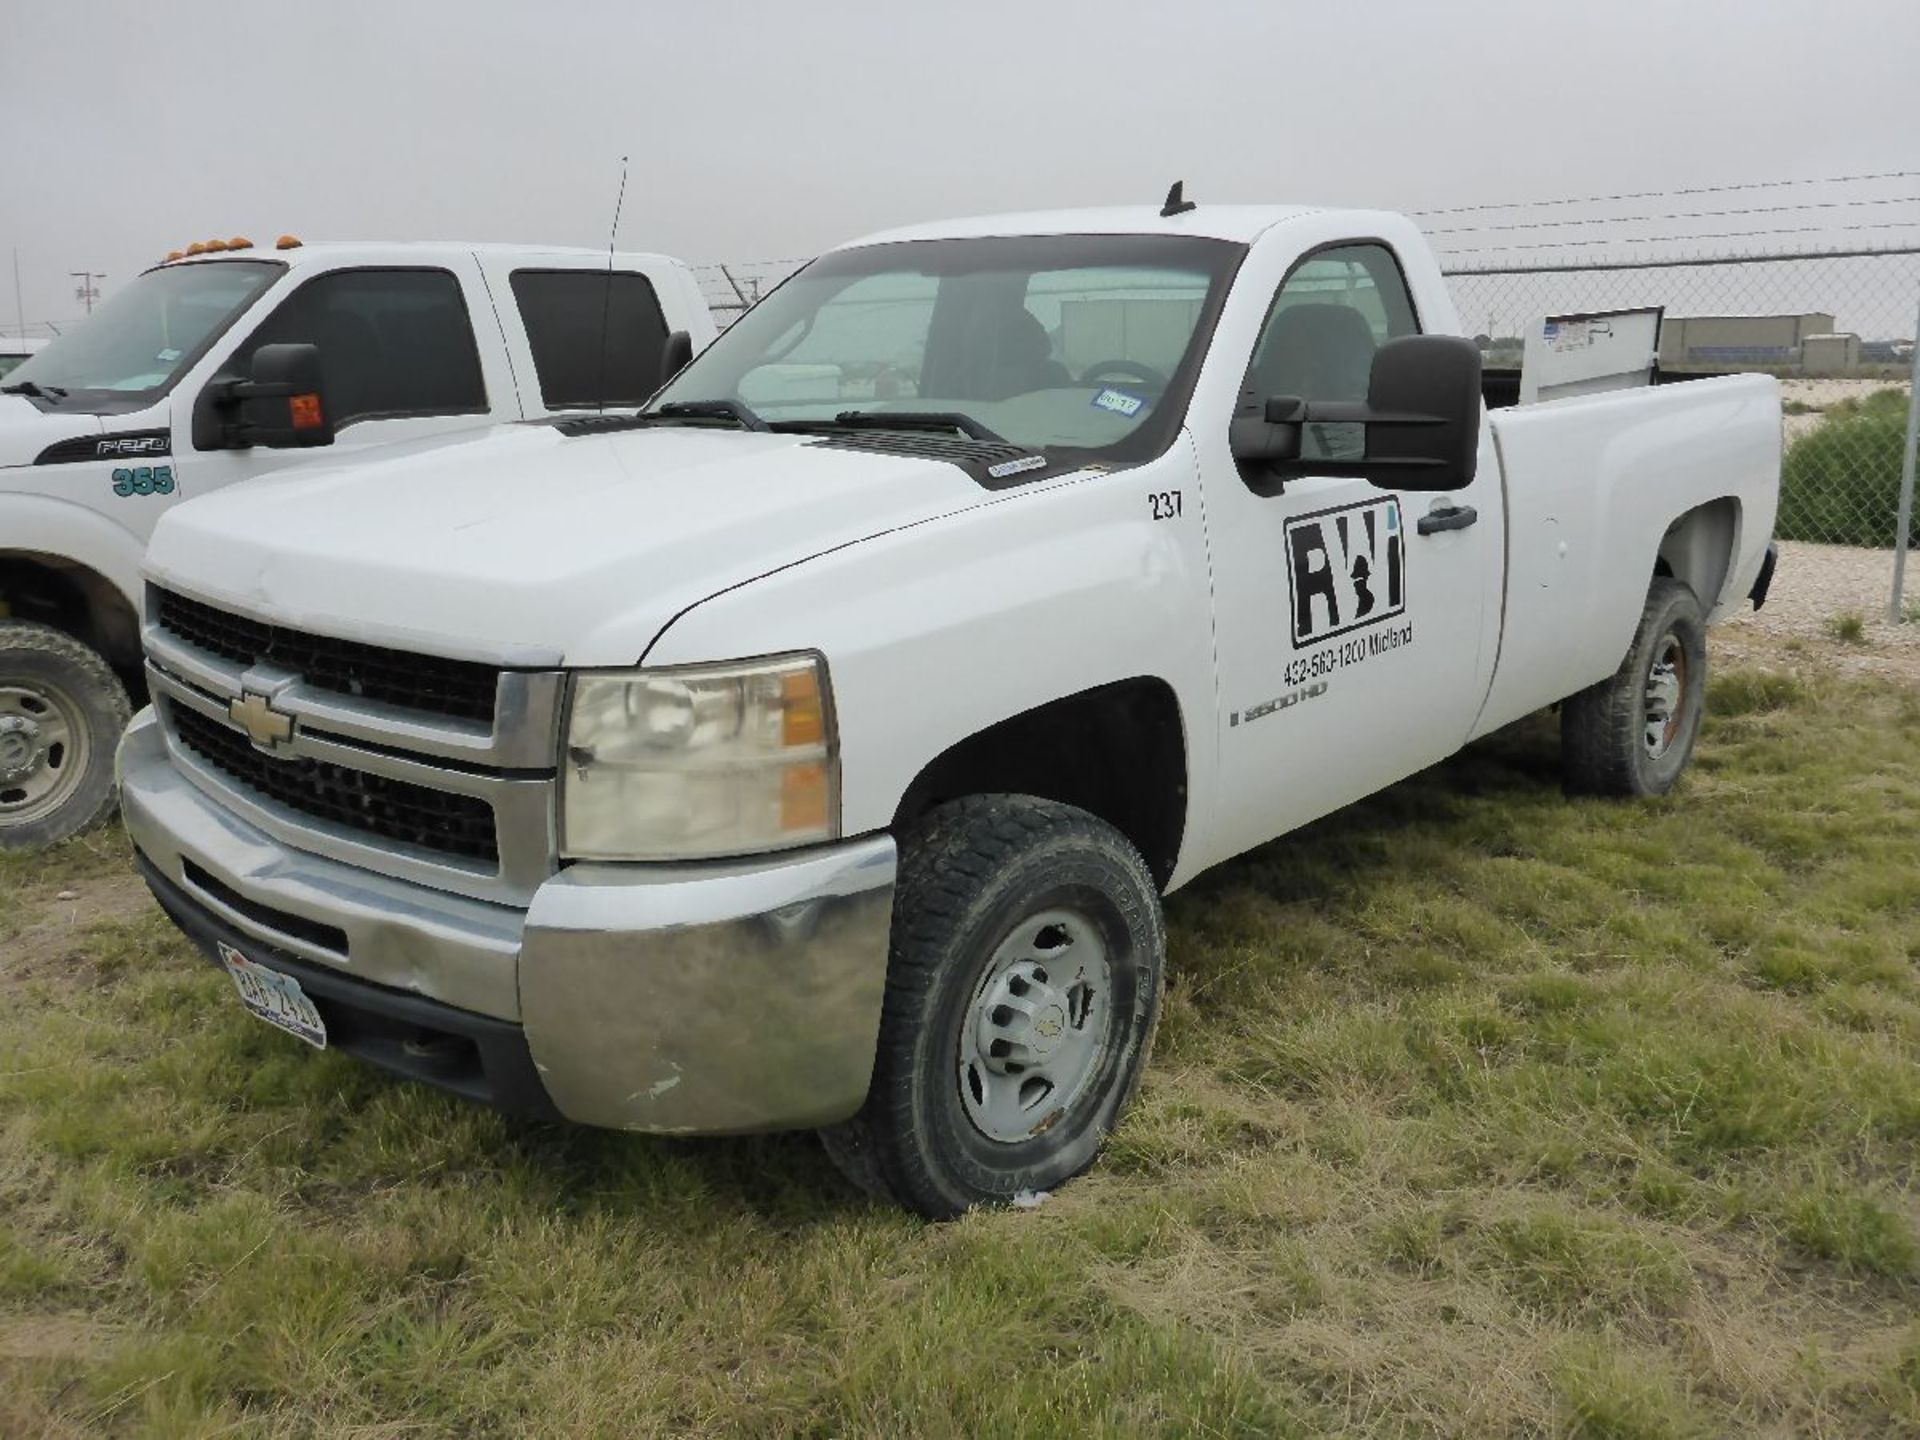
[276,235,302,250]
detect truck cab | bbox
[0,237,714,845]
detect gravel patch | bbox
[1715,540,1920,684]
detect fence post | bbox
[1892,297,1920,623]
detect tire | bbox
[0,621,133,849]
[1562,576,1707,797]
[820,796,1165,1218]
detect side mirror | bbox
[1230,334,1481,493]
[660,330,694,385]
[192,343,335,451]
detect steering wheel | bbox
[1079,358,1169,390]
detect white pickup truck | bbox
[118,200,1781,1217]
[1,239,715,845]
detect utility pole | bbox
[11,249,22,341]
[70,271,106,314]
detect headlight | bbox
[560,652,838,861]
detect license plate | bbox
[218,941,327,1049]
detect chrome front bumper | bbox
[118,709,897,1134]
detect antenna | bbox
[1160,181,1197,218]
[595,155,630,414]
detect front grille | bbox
[155,589,501,725]
[170,704,499,865]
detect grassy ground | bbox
[3,666,1918,1437]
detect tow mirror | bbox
[660,330,694,385]
[1230,334,1481,494]
[192,343,335,451]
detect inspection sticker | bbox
[1091,387,1146,418]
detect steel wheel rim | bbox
[0,680,90,827]
[958,906,1113,1144]
[1642,633,1688,760]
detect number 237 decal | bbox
[111,465,175,497]
[1149,489,1183,520]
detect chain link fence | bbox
[1442,248,1920,555]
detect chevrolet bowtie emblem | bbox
[229,691,295,749]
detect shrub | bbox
[1777,388,1917,548]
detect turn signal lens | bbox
[289,393,324,430]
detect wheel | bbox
[820,796,1165,1218]
[1562,576,1706,797]
[0,621,133,849]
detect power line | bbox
[1411,169,1920,219]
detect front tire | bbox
[1562,576,1707,797]
[0,622,132,849]
[821,796,1165,1218]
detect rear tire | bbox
[0,622,132,849]
[820,796,1164,1218]
[1562,576,1706,797]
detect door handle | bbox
[1416,503,1478,536]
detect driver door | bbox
[1205,242,1497,860]
[174,262,508,502]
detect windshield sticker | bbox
[1091,387,1146,418]
[986,455,1049,480]
[1284,497,1406,647]
[156,348,183,363]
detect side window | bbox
[1240,243,1420,460]
[235,268,486,428]
[509,269,670,410]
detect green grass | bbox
[3,667,1919,1436]
[1828,611,1869,644]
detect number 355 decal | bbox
[111,466,176,497]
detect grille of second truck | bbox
[168,703,500,865]
[154,588,501,725]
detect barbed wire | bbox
[1409,169,1920,218]
[1426,194,1920,237]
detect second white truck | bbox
[119,198,1780,1217]
[1,238,715,846]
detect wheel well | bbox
[1655,498,1740,611]
[0,553,142,678]
[892,678,1188,889]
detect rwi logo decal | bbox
[1284,497,1406,647]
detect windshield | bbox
[0,352,32,381]
[654,234,1244,463]
[5,259,284,408]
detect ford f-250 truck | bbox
[117,199,1781,1217]
[1,238,715,846]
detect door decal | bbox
[1284,497,1405,647]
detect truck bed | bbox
[1469,371,1782,740]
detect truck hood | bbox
[0,395,104,470]
[146,420,1000,666]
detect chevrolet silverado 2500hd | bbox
[1,239,715,846]
[119,201,1781,1217]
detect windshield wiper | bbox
[813,410,1010,445]
[645,398,769,432]
[1,380,66,399]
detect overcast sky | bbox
[5,0,1919,334]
